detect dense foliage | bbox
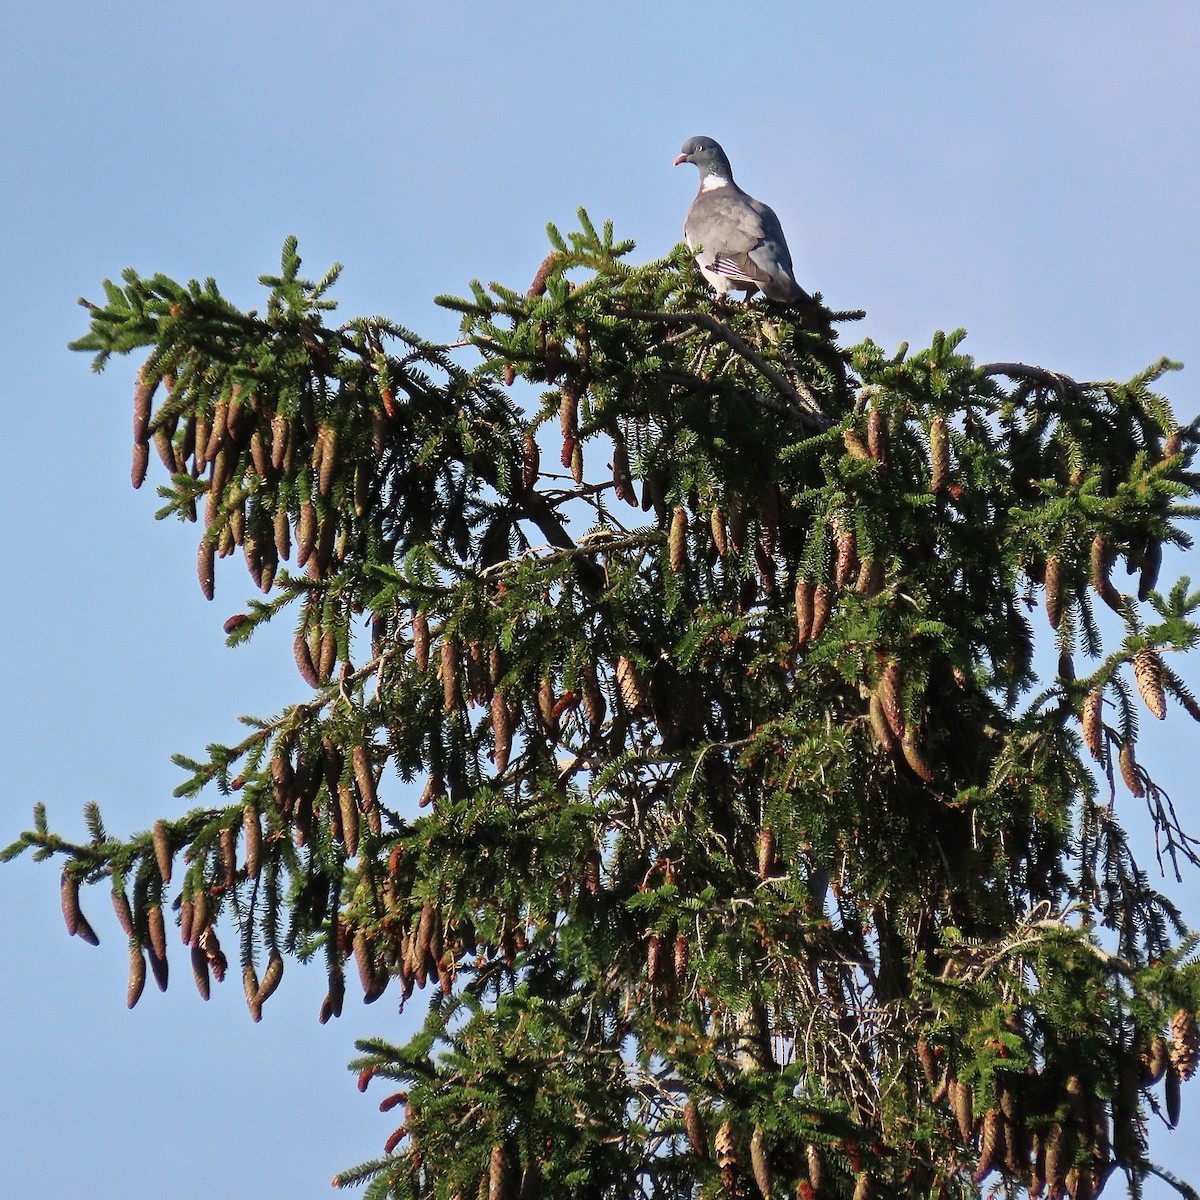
[8,214,1200,1199]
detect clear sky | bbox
[2,3,1198,1196]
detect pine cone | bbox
[60,869,81,938]
[612,439,637,507]
[441,637,464,714]
[669,506,688,573]
[1166,1064,1183,1128]
[856,556,884,598]
[710,506,729,556]
[273,505,291,561]
[178,895,194,949]
[319,967,346,1024]
[616,655,646,715]
[902,730,935,783]
[153,424,175,473]
[151,819,173,885]
[131,439,150,489]
[951,1077,974,1143]
[683,1098,707,1158]
[806,1143,822,1192]
[1118,741,1144,798]
[868,691,895,751]
[147,938,168,992]
[1044,555,1064,630]
[520,429,540,493]
[794,578,814,643]
[352,744,378,814]
[253,948,284,1009]
[834,521,859,588]
[929,415,949,493]
[132,362,156,443]
[127,945,147,1009]
[197,537,216,600]
[488,1142,507,1200]
[750,1127,771,1199]
[250,429,271,480]
[757,827,776,881]
[339,782,360,859]
[219,826,236,890]
[147,903,167,963]
[315,512,337,577]
[673,933,690,983]
[646,933,663,983]
[1170,1009,1199,1081]
[190,944,211,1000]
[316,425,338,498]
[1090,535,1122,611]
[560,383,579,440]
[1044,1121,1068,1197]
[352,930,379,1001]
[916,1038,938,1085]
[867,408,889,466]
[715,1120,737,1193]
[294,628,321,686]
[878,662,904,738]
[243,805,262,879]
[974,1108,1001,1183]
[492,690,513,774]
[1143,1034,1170,1084]
[411,609,430,671]
[1082,690,1104,760]
[810,586,833,640]
[843,428,871,460]
[1133,648,1166,720]
[296,501,317,566]
[111,886,134,938]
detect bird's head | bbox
[673,136,734,181]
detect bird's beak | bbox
[673,154,689,166]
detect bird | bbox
[673,136,813,306]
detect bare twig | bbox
[978,361,1083,401]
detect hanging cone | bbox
[929,415,949,493]
[1044,555,1064,629]
[1081,690,1104,760]
[669,506,688,572]
[867,408,889,466]
[794,577,814,643]
[683,1098,707,1158]
[1170,1008,1199,1081]
[1132,648,1166,720]
[878,662,905,738]
[1118,741,1144,798]
[1090,535,1122,611]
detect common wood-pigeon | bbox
[674,136,813,306]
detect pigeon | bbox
[674,136,813,306]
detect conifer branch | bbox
[620,308,827,428]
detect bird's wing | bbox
[685,188,805,300]
[684,187,769,261]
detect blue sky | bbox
[2,3,1198,1196]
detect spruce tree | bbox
[7,214,1200,1199]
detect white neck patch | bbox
[701,175,731,192]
